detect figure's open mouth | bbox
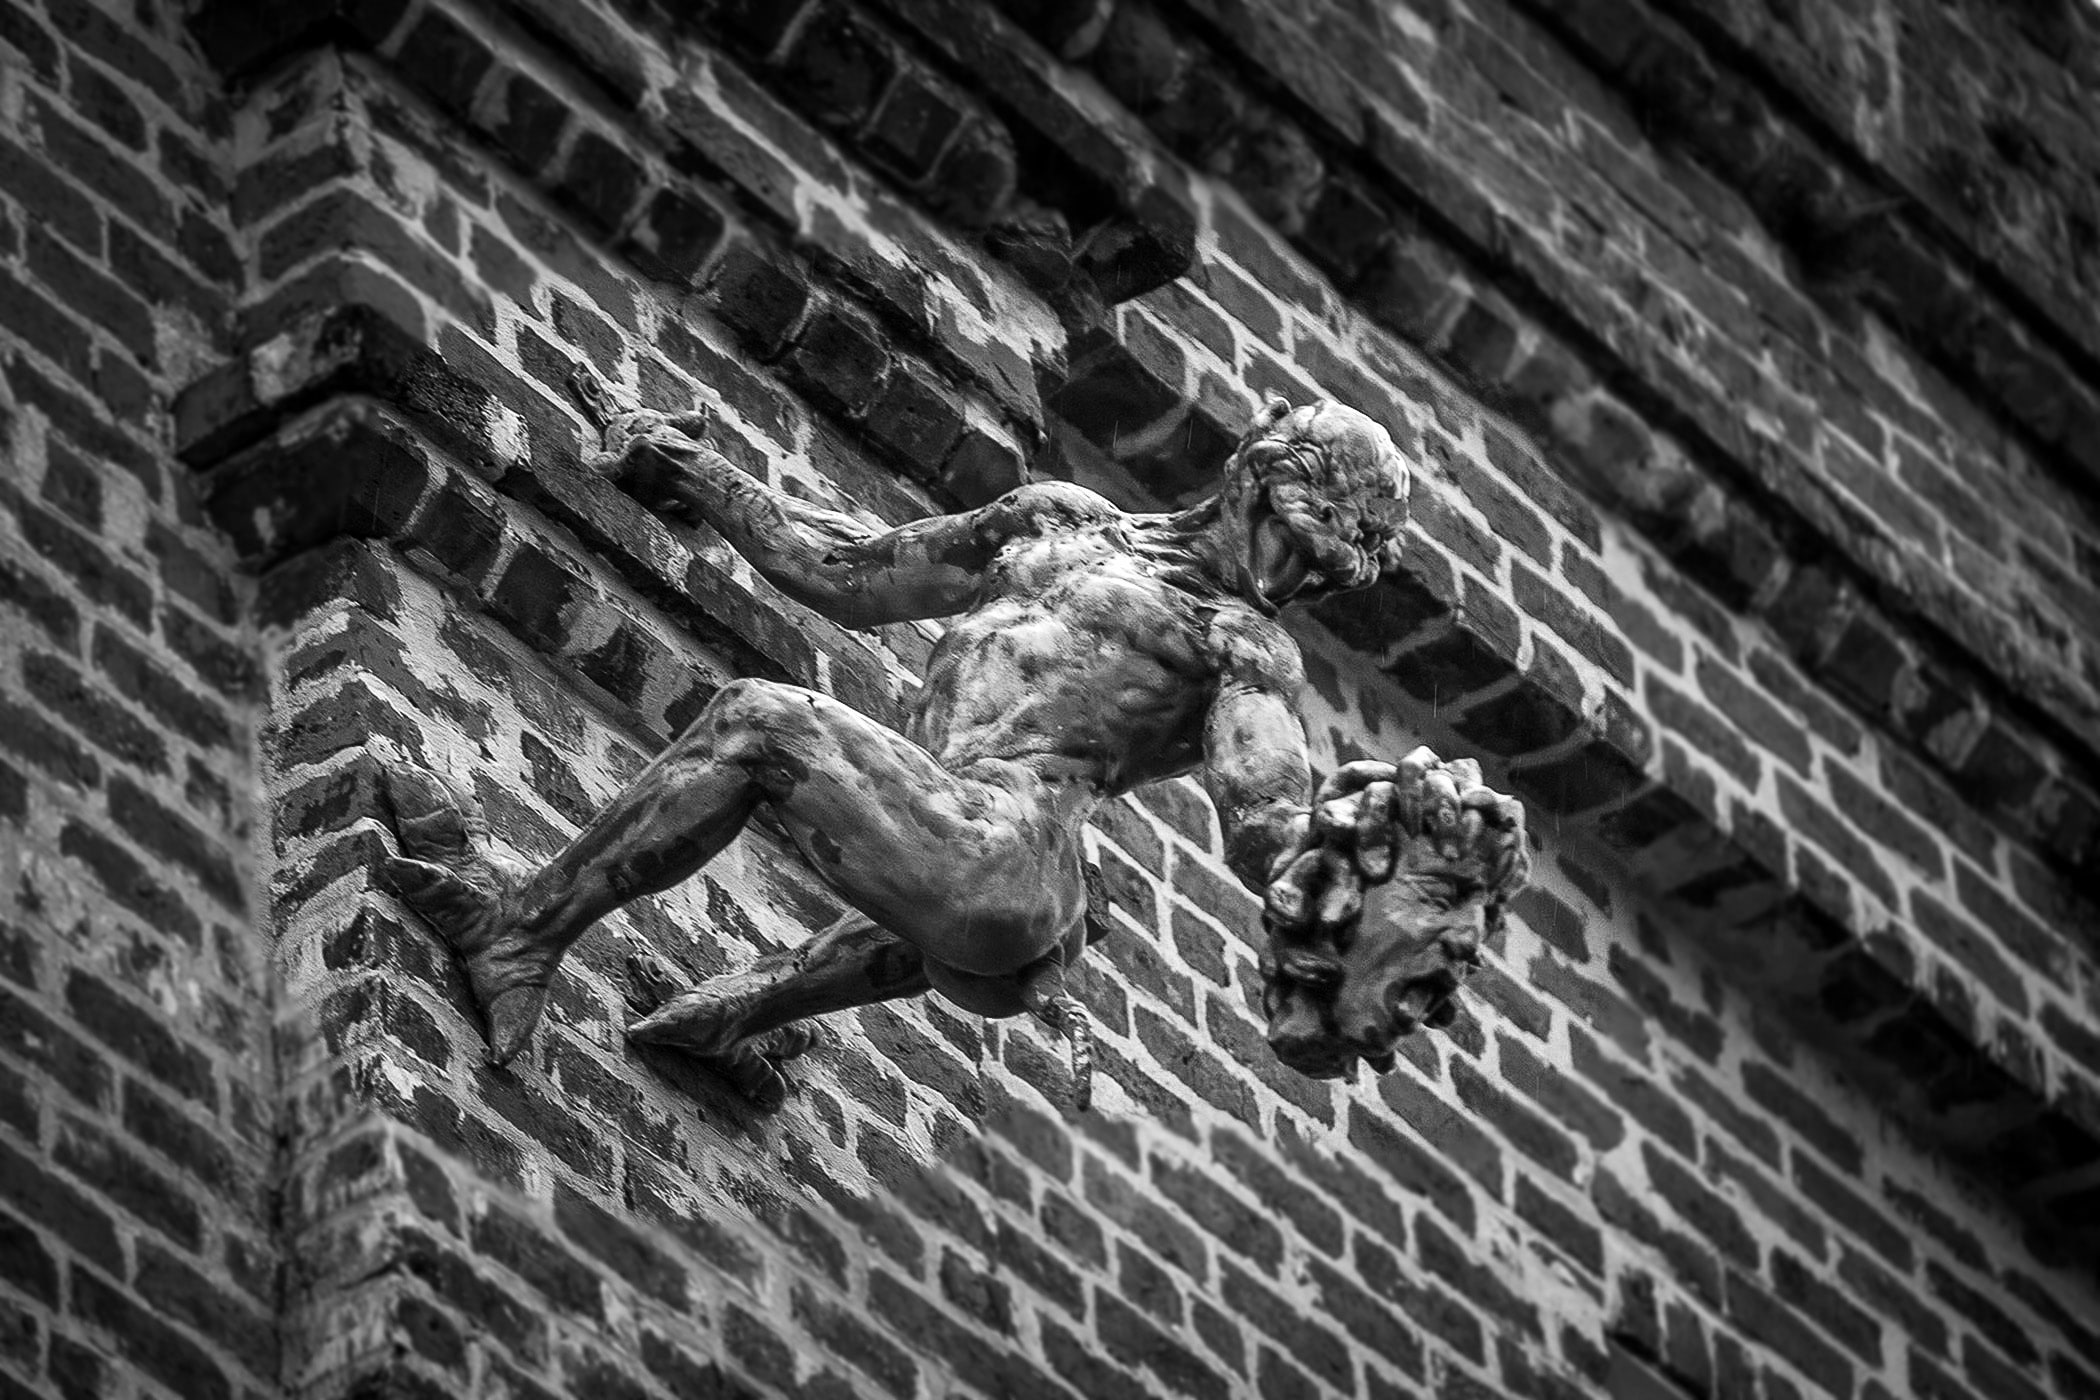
[1253,513,1313,602]
[1267,1018,1363,1079]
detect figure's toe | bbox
[719,1045,788,1110]
[626,989,748,1059]
[751,1020,826,1062]
[385,858,481,923]
[626,994,696,1045]
[485,984,550,1068]
[383,767,480,863]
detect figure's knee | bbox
[698,679,821,790]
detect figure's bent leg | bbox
[391,677,1077,1068]
[625,912,931,1108]
[387,678,827,1066]
[627,911,930,1056]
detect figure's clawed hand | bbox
[572,366,715,523]
[624,949,825,1113]
[1266,749,1529,936]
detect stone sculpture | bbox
[382,377,1530,1110]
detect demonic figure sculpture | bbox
[382,377,1530,1110]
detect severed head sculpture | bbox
[380,379,1530,1113]
[1259,752,1529,1081]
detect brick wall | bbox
[1,0,2096,1398]
[0,1,285,1397]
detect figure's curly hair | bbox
[1230,397,1411,591]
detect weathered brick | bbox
[1451,1053,1581,1177]
[1085,1287,1226,1399]
[1775,773,1896,911]
[1723,1270,1852,1397]
[791,1280,918,1398]
[121,1080,249,1203]
[1606,945,1721,1063]
[1640,1141,1755,1269]
[1528,947,1650,1059]
[1508,886,1588,963]
[53,1114,201,1250]
[706,237,812,356]
[134,1241,274,1377]
[0,1207,56,1306]
[470,1203,604,1321]
[1570,1026,1696,1155]
[106,772,245,911]
[1514,1174,1602,1275]
[1220,1257,1355,1391]
[12,491,152,627]
[1209,1125,1344,1256]
[1791,1152,1911,1271]
[871,1270,1066,1400]
[1605,1196,1721,1320]
[1416,1212,1541,1339]
[0,690,103,792]
[0,760,23,827]
[1646,673,1760,787]
[1149,1151,1283,1271]
[1907,889,2029,1015]
[1452,639,1586,758]
[1356,1232,1486,1363]
[58,820,206,951]
[1512,559,1634,682]
[73,1266,232,1400]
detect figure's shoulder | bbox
[979,480,1120,537]
[1205,604,1305,693]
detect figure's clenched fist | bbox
[1264,747,1529,938]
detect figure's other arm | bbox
[1201,613,1315,892]
[593,409,1109,629]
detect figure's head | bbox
[1260,872,1489,1080]
[1220,396,1410,613]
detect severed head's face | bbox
[1260,872,1487,1079]
[1220,396,1411,613]
[1258,751,1530,1080]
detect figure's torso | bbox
[905,521,1261,795]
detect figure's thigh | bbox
[718,683,1080,973]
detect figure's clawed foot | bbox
[624,952,824,1112]
[381,765,550,1068]
[717,1022,827,1112]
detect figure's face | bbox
[1223,401,1409,613]
[1262,875,1483,1079]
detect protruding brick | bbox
[706,238,812,356]
[624,185,729,286]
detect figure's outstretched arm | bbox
[1201,614,1315,892]
[584,393,1109,629]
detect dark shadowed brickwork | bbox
[1,0,2097,1396]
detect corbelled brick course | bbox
[1,0,2097,1397]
